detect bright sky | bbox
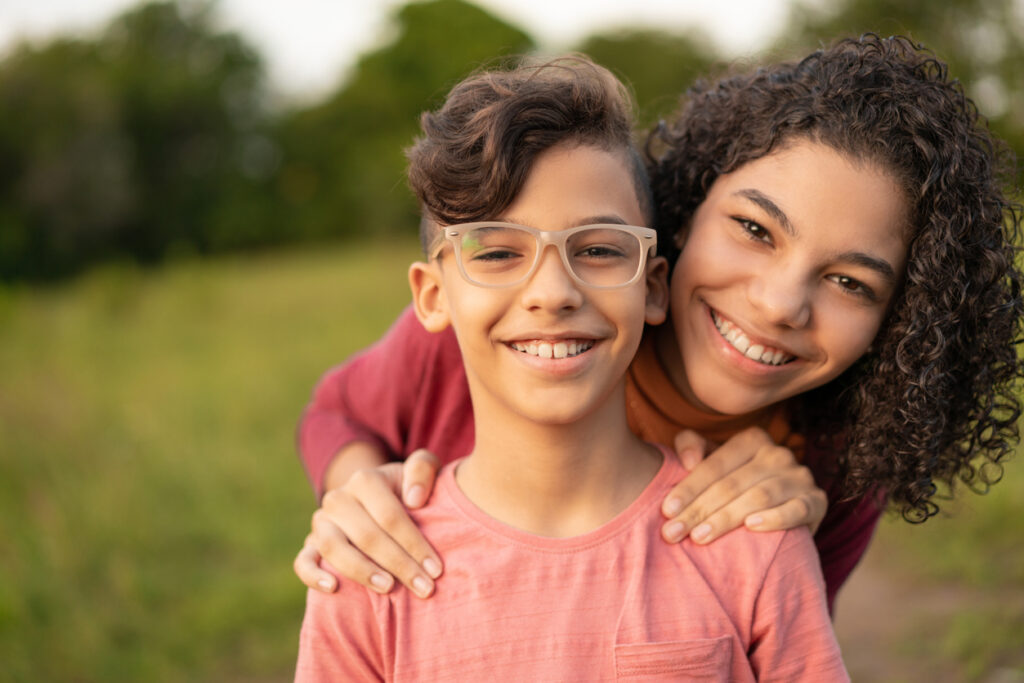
[0,0,796,101]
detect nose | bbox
[519,246,584,313]
[747,265,812,329]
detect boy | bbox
[295,56,847,681]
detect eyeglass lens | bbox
[457,225,644,287]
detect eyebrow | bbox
[734,188,898,284]
[835,251,898,284]
[735,189,795,235]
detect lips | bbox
[710,310,795,366]
[509,339,595,359]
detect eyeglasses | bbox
[429,222,657,289]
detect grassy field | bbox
[1,240,1022,681]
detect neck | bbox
[456,382,662,537]
[653,322,776,423]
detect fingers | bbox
[661,427,770,523]
[745,486,828,535]
[343,468,444,578]
[317,468,443,598]
[310,510,396,594]
[293,534,340,593]
[660,427,826,544]
[402,449,441,508]
[672,429,711,471]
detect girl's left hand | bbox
[659,427,827,544]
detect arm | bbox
[748,529,850,682]
[297,305,465,498]
[295,305,471,596]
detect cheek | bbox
[819,307,885,367]
[443,284,503,337]
[668,230,742,307]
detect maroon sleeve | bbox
[813,491,882,614]
[296,305,473,499]
[803,440,884,614]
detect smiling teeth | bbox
[510,340,594,359]
[711,312,794,366]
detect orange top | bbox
[625,333,806,457]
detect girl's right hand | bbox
[292,449,444,598]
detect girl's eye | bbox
[737,218,771,243]
[827,274,878,302]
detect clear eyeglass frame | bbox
[429,221,657,289]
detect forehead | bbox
[711,140,911,254]
[501,144,646,229]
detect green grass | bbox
[1,239,1022,680]
[0,240,421,681]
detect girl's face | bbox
[661,139,910,416]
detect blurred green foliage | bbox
[577,29,718,131]
[1,0,1020,282]
[274,0,534,246]
[0,1,268,280]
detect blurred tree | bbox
[780,0,1024,187]
[273,0,534,245]
[0,0,270,280]
[576,28,720,132]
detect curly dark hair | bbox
[406,54,656,252]
[647,34,1024,521]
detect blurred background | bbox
[0,0,1021,680]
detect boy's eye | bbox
[576,245,627,259]
[471,248,523,262]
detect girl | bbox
[295,35,1022,609]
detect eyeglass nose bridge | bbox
[525,230,582,285]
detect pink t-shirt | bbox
[295,452,848,682]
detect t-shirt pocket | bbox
[614,635,733,681]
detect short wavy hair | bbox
[647,34,1024,521]
[406,54,655,252]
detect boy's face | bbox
[412,143,667,427]
[663,139,910,415]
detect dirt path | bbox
[834,543,1024,682]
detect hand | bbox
[659,427,827,545]
[293,449,444,598]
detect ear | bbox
[409,261,451,332]
[643,256,670,326]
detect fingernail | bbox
[680,449,700,470]
[405,484,426,507]
[663,498,683,517]
[691,523,711,543]
[412,576,432,598]
[663,521,686,542]
[746,514,764,528]
[317,578,335,592]
[370,573,393,593]
[423,558,442,578]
